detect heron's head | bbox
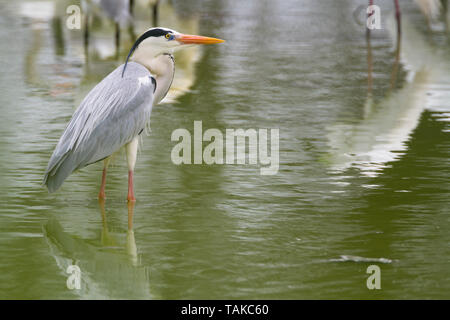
[122,27,224,76]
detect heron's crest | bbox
[122,28,173,77]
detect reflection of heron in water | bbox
[43,201,153,299]
[366,0,443,93]
[413,0,442,27]
[327,16,450,176]
[366,1,402,94]
[19,1,79,97]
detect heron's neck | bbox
[132,53,175,105]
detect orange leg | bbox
[98,167,107,199]
[98,158,109,200]
[126,137,138,202]
[127,170,136,202]
[127,200,135,230]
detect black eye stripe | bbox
[122,28,172,77]
[142,28,170,39]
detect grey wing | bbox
[44,63,155,192]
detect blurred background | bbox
[0,0,449,299]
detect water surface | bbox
[0,0,449,299]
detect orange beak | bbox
[176,34,225,45]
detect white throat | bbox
[132,52,175,105]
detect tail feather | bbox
[43,151,78,193]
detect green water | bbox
[0,0,449,299]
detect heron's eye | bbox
[165,33,172,40]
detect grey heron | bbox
[43,27,224,201]
[130,0,160,26]
[82,0,132,51]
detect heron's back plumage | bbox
[44,62,155,192]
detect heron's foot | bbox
[127,191,136,202]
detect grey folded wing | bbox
[44,62,155,192]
